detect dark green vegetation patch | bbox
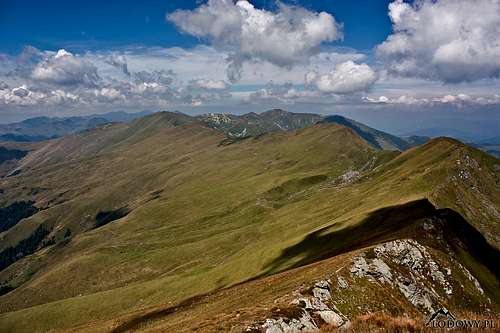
[0,225,50,271]
[0,284,15,296]
[0,147,27,164]
[94,207,131,229]
[0,201,38,233]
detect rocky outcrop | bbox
[374,238,453,295]
[247,234,491,333]
[333,170,361,187]
[250,280,346,333]
[261,312,317,333]
[336,276,348,289]
[203,113,232,125]
[349,237,489,314]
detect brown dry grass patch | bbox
[320,311,499,333]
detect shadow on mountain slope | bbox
[265,199,435,273]
[322,115,412,150]
[109,199,499,333]
[264,199,499,298]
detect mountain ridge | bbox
[0,110,155,142]
[0,111,497,332]
[0,110,428,153]
[322,114,414,151]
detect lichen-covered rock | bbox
[262,311,318,333]
[374,239,426,271]
[349,239,465,313]
[371,258,393,283]
[350,255,392,283]
[396,279,434,313]
[250,237,491,333]
[350,256,369,277]
[258,279,345,332]
[335,170,361,186]
[373,239,453,296]
[314,280,331,289]
[317,310,344,327]
[337,276,348,289]
[312,280,331,303]
[458,262,485,295]
[262,319,285,333]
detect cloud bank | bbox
[377,0,500,83]
[306,61,377,94]
[189,79,228,90]
[2,0,500,118]
[0,47,231,109]
[168,0,342,82]
[31,49,101,86]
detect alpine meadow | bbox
[0,1,499,332]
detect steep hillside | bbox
[0,113,498,332]
[0,141,44,177]
[322,115,417,151]
[8,111,196,172]
[106,202,498,332]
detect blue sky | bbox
[0,0,499,139]
[0,0,392,54]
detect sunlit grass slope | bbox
[0,112,498,332]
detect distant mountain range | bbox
[0,111,154,142]
[402,127,476,142]
[0,110,430,178]
[2,109,500,162]
[402,128,500,157]
[477,135,500,145]
[470,142,500,158]
[0,109,426,151]
[199,109,323,139]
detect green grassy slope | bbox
[106,203,497,333]
[0,113,498,332]
[322,115,418,150]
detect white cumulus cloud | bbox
[168,0,342,82]
[189,79,228,90]
[377,0,500,83]
[0,84,84,107]
[31,49,101,86]
[306,61,377,94]
[94,87,125,102]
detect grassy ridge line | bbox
[107,204,498,333]
[0,122,377,316]
[0,117,498,332]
